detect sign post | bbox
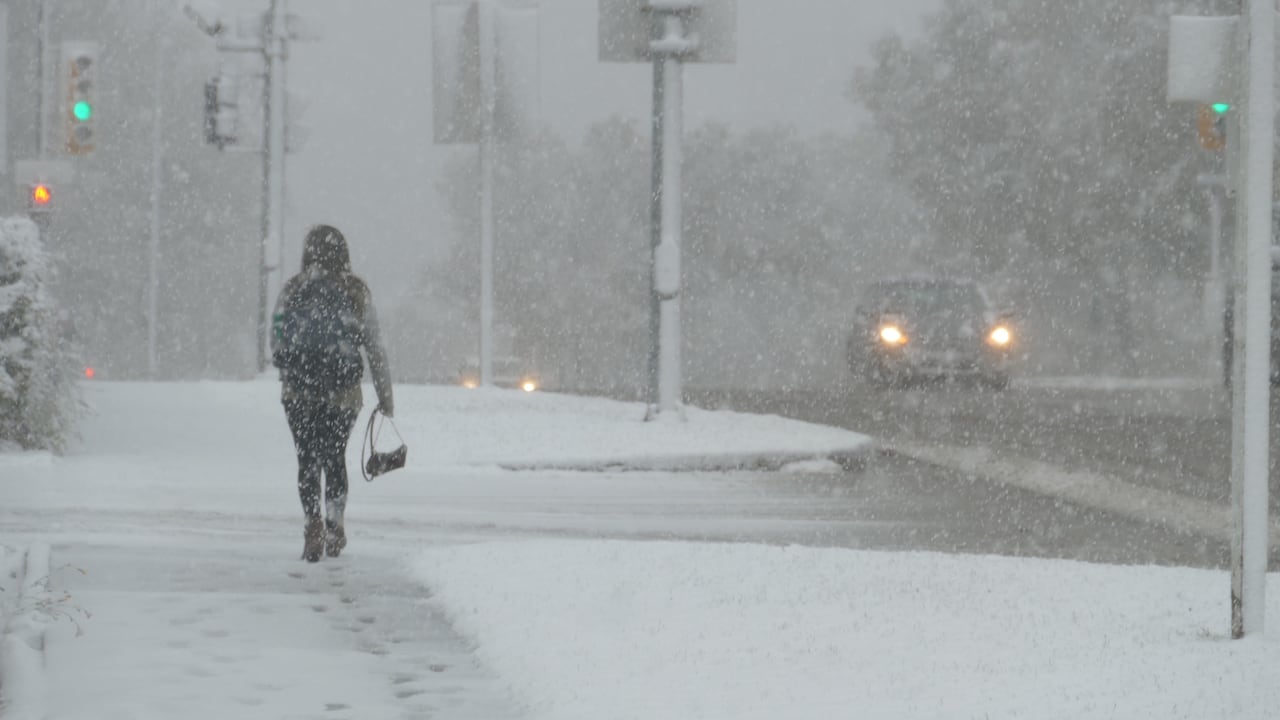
[434,0,539,387]
[599,0,736,419]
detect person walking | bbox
[271,224,394,562]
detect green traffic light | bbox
[73,101,92,122]
[1211,102,1231,114]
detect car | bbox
[455,355,544,392]
[847,277,1014,390]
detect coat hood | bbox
[301,224,351,275]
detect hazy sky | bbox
[217,0,941,305]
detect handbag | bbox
[361,407,407,481]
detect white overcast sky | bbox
[215,0,941,304]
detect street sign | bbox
[599,0,736,63]
[1167,15,1237,104]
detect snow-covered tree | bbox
[0,219,80,452]
[854,0,1223,375]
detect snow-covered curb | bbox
[885,440,1280,546]
[497,446,873,473]
[0,544,51,720]
[71,381,876,476]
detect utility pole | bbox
[261,0,289,373]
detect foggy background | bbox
[2,0,1229,392]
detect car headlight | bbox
[988,326,1012,347]
[521,379,538,393]
[461,377,479,389]
[879,325,907,346]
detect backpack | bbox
[273,275,365,394]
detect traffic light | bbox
[203,72,239,149]
[63,43,97,155]
[26,183,53,227]
[28,184,52,210]
[1197,103,1227,151]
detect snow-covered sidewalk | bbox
[2,380,1279,719]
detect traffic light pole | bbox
[1228,0,1273,639]
[1196,173,1226,383]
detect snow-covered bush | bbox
[0,218,79,451]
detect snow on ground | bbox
[1,379,1278,719]
[416,541,1280,720]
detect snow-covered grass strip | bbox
[415,540,1280,720]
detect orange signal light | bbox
[31,184,52,206]
[1196,105,1226,151]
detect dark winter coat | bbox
[270,225,393,414]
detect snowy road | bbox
[694,381,1280,566]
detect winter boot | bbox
[302,517,324,562]
[325,497,347,558]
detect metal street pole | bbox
[646,57,664,413]
[256,0,289,372]
[147,41,165,378]
[652,11,687,417]
[36,0,49,158]
[1228,0,1273,639]
[478,0,497,387]
[1197,174,1226,383]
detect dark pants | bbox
[284,399,359,520]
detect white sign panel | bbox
[599,0,736,63]
[1167,15,1238,104]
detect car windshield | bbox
[868,281,986,316]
